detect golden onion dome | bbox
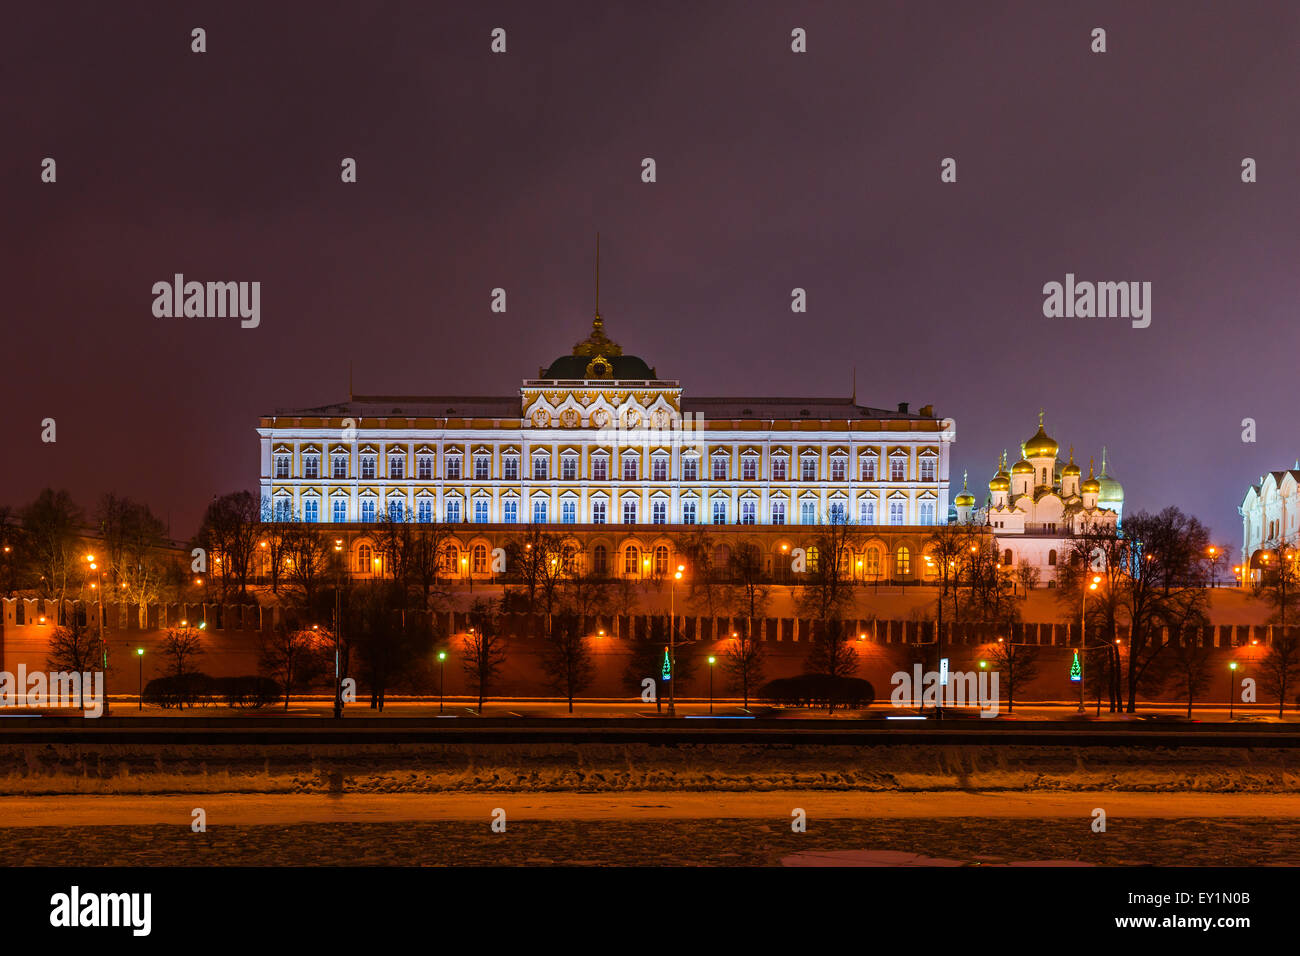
[954,470,976,507]
[1062,461,1081,476]
[1011,459,1034,475]
[1022,411,1059,459]
[989,476,1010,492]
[1081,457,1101,494]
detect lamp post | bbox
[669,564,684,716]
[707,656,716,714]
[978,659,986,710]
[1079,574,1100,713]
[1228,660,1238,719]
[86,554,108,716]
[438,650,447,714]
[136,647,144,710]
[333,538,345,719]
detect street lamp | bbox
[707,656,716,714]
[85,554,107,716]
[1079,574,1101,713]
[1228,660,1238,719]
[136,648,144,711]
[669,565,684,716]
[438,650,447,714]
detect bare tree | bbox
[722,628,765,709]
[463,599,509,712]
[259,624,325,710]
[197,491,260,600]
[159,627,205,678]
[21,488,84,606]
[541,612,595,713]
[1164,630,1214,718]
[46,619,103,708]
[985,639,1039,714]
[1259,636,1300,718]
[1253,533,1300,629]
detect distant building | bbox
[1239,466,1300,581]
[256,313,956,582]
[954,412,1122,583]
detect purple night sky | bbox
[4,1,1298,543]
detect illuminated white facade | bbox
[256,317,956,579]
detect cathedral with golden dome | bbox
[953,412,1123,580]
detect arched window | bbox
[624,546,640,575]
[806,546,820,572]
[357,544,372,573]
[1048,549,1057,566]
[472,543,487,573]
[1003,549,1013,565]
[443,545,459,574]
[592,544,608,575]
[654,545,668,575]
[896,546,911,577]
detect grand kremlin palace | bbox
[257,317,955,583]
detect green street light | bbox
[1229,660,1239,719]
[437,651,447,714]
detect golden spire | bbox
[573,233,622,357]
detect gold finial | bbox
[1068,446,1074,464]
[962,469,969,490]
[1088,457,1095,478]
[1038,408,1045,426]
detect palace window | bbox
[332,499,348,523]
[771,501,786,525]
[623,457,638,481]
[442,546,458,574]
[503,500,518,523]
[772,458,787,481]
[622,499,637,524]
[417,500,432,523]
[304,456,320,479]
[1048,549,1058,566]
[800,501,817,525]
[741,500,756,525]
[712,457,728,481]
[865,548,882,577]
[652,458,668,481]
[742,458,758,481]
[624,546,640,575]
[889,501,904,525]
[445,457,461,480]
[806,547,820,572]
[562,457,577,480]
[387,456,403,480]
[446,499,461,523]
[801,458,817,481]
[361,456,376,480]
[682,501,697,524]
[272,498,291,521]
[831,458,846,481]
[474,456,490,480]
[417,456,433,480]
[829,501,846,524]
[562,500,576,524]
[303,499,319,523]
[592,500,607,524]
[890,457,906,481]
[919,501,935,525]
[592,457,608,481]
[682,458,699,481]
[275,456,290,479]
[473,544,487,574]
[654,546,669,575]
[712,500,727,525]
[388,500,405,521]
[361,499,376,522]
[357,544,372,573]
[333,455,349,479]
[474,500,489,523]
[896,547,911,576]
[592,545,608,575]
[920,458,936,482]
[1004,549,1012,565]
[533,457,549,481]
[860,500,875,525]
[860,457,876,481]
[532,499,548,523]
[652,500,667,524]
[503,457,518,480]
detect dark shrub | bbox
[212,675,280,708]
[758,674,875,710]
[142,673,214,709]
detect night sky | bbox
[5,1,1297,544]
